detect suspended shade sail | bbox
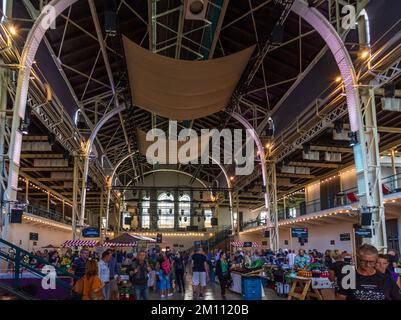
[136,128,212,164]
[123,36,256,120]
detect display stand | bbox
[287,277,322,300]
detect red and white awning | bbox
[61,240,99,247]
[102,242,137,247]
[231,242,262,248]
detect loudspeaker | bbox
[211,218,218,226]
[271,25,284,44]
[361,210,372,226]
[184,0,208,20]
[104,0,117,36]
[10,209,23,223]
[156,233,162,244]
[264,230,270,238]
[124,217,132,225]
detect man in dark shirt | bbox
[191,247,209,300]
[337,244,401,300]
[71,248,89,281]
[127,250,151,300]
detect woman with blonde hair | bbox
[73,260,104,300]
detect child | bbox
[160,255,173,298]
[147,264,157,291]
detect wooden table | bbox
[287,277,322,300]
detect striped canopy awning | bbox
[231,242,262,248]
[102,242,137,247]
[61,240,99,247]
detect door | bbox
[386,219,400,252]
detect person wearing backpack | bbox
[173,252,185,293]
[128,250,151,300]
[159,253,173,298]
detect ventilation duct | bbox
[333,129,350,141]
[33,159,69,167]
[324,152,342,162]
[295,167,311,175]
[21,142,52,152]
[281,166,295,174]
[302,151,319,161]
[381,98,401,112]
[50,172,73,180]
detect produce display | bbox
[245,259,265,270]
[297,270,312,278]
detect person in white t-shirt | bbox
[287,250,296,268]
[98,250,112,300]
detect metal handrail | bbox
[0,238,77,292]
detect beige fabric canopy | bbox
[123,35,256,120]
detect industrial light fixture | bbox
[169,208,173,214]
[335,76,342,83]
[348,131,358,147]
[8,25,17,36]
[181,209,184,216]
[230,176,235,181]
[360,49,370,59]
[20,104,31,135]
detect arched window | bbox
[141,196,150,229]
[158,193,175,228]
[178,194,191,228]
[204,208,213,228]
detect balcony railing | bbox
[25,205,71,225]
[241,173,401,231]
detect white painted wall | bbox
[7,222,72,251]
[239,222,353,253]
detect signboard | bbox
[340,233,351,241]
[29,232,39,241]
[355,228,372,238]
[201,240,208,246]
[243,241,252,248]
[82,227,100,238]
[291,228,308,238]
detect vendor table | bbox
[229,270,265,299]
[287,277,335,300]
[288,277,322,300]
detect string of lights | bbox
[18,176,73,207]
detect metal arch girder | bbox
[5,0,360,246]
[80,104,126,227]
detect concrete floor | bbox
[148,272,283,301]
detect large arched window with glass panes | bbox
[141,196,150,229]
[204,208,213,228]
[158,193,175,228]
[178,194,191,228]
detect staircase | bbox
[208,226,233,251]
[0,238,77,300]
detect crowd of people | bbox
[9,243,401,301]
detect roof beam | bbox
[288,161,340,169]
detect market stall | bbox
[229,242,265,299]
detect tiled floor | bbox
[148,272,283,301]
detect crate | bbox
[241,277,262,300]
